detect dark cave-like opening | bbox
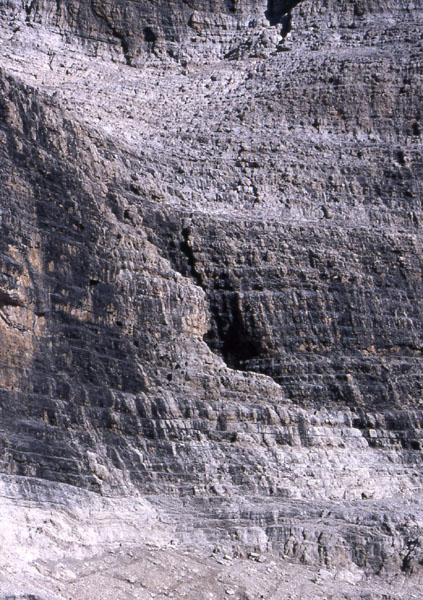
[265,0,304,26]
[203,293,262,371]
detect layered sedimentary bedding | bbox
[0,1,422,598]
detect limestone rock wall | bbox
[0,0,422,597]
[2,0,268,63]
[2,1,417,62]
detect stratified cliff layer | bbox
[0,1,422,598]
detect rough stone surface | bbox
[0,0,422,598]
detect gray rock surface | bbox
[0,0,422,598]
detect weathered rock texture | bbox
[0,0,422,598]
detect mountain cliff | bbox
[0,1,422,598]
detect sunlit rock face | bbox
[0,0,422,598]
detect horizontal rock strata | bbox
[0,0,422,598]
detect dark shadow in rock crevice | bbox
[265,0,305,27]
[141,213,266,375]
[203,293,263,372]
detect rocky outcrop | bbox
[0,0,422,598]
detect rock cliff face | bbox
[0,1,423,598]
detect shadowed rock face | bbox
[0,0,423,598]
